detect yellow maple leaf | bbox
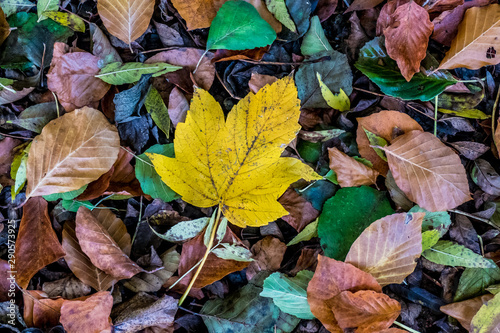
[148,77,321,227]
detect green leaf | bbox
[265,0,295,32]
[0,77,14,89]
[145,86,170,138]
[317,72,350,111]
[471,292,500,332]
[409,205,451,236]
[296,50,353,109]
[422,240,496,268]
[37,0,58,21]
[301,16,332,57]
[0,0,35,17]
[96,62,182,85]
[287,219,318,246]
[149,217,209,242]
[9,101,58,133]
[135,144,179,202]
[204,209,218,247]
[201,272,300,333]
[212,243,254,262]
[455,267,500,302]
[43,184,88,201]
[318,186,394,260]
[206,0,276,50]
[363,127,387,161]
[487,284,500,294]
[438,108,490,120]
[260,270,315,319]
[422,230,440,252]
[61,199,92,212]
[297,140,321,163]
[43,11,85,32]
[323,169,338,185]
[354,37,456,101]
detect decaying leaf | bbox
[383,130,471,212]
[26,107,120,198]
[149,77,320,228]
[15,197,66,289]
[345,212,425,286]
[246,236,287,280]
[60,291,113,333]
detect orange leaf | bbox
[246,236,287,280]
[15,197,65,289]
[328,147,380,187]
[384,130,471,211]
[384,2,434,81]
[75,207,143,280]
[23,290,64,328]
[331,290,401,332]
[60,291,113,333]
[170,0,227,30]
[279,187,319,231]
[356,111,423,174]
[345,212,425,286]
[440,294,493,331]
[307,255,382,332]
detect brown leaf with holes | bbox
[356,111,423,174]
[60,291,113,333]
[75,206,143,281]
[23,290,65,329]
[383,130,471,211]
[331,290,401,332]
[47,43,110,112]
[441,294,493,330]
[307,255,382,332]
[345,212,424,286]
[328,147,380,187]
[383,1,434,81]
[177,226,250,289]
[279,188,319,231]
[15,197,66,289]
[246,236,286,280]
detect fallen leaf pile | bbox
[3,0,500,332]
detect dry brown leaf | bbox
[346,0,385,13]
[248,73,278,94]
[356,110,423,174]
[0,259,11,301]
[177,226,250,289]
[47,43,111,112]
[42,276,92,300]
[0,6,10,46]
[384,130,471,212]
[439,4,500,69]
[383,1,434,81]
[213,47,269,63]
[243,0,282,32]
[307,255,382,332]
[26,107,120,198]
[328,147,380,187]
[376,0,410,36]
[290,247,321,275]
[75,207,143,280]
[246,236,286,280]
[279,188,319,231]
[15,197,66,289]
[0,86,34,106]
[60,291,113,333]
[423,0,464,13]
[97,0,154,45]
[168,87,189,127]
[440,294,493,330]
[331,290,401,332]
[0,137,20,187]
[345,212,425,286]
[23,290,65,328]
[170,0,227,30]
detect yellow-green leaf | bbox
[317,72,350,111]
[471,292,500,332]
[44,11,86,32]
[148,77,321,228]
[438,108,491,120]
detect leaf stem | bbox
[178,207,222,306]
[393,320,421,333]
[434,94,438,136]
[449,209,500,231]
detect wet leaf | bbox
[423,240,496,268]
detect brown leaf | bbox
[0,137,20,187]
[47,43,111,112]
[279,188,319,231]
[168,87,189,127]
[75,207,143,280]
[356,110,423,174]
[246,236,286,280]
[42,276,92,300]
[243,0,282,32]
[290,247,321,275]
[170,0,227,29]
[346,0,384,13]
[384,130,471,211]
[316,0,338,21]
[384,2,434,81]
[376,0,410,36]
[328,147,380,187]
[146,48,215,92]
[440,294,493,330]
[25,107,120,198]
[345,12,370,59]
[0,86,34,105]
[0,259,11,301]
[248,73,278,94]
[213,47,269,63]
[423,0,464,13]
[307,255,382,332]
[23,290,64,328]
[15,197,65,289]
[97,0,154,45]
[60,291,113,333]
[0,6,10,46]
[177,226,250,289]
[345,212,425,286]
[331,290,401,332]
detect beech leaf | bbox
[471,292,500,332]
[148,77,321,228]
[97,0,154,46]
[423,240,497,268]
[96,62,182,85]
[26,107,120,198]
[383,130,471,212]
[345,212,425,287]
[60,291,113,333]
[328,147,380,187]
[441,294,493,331]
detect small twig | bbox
[140,47,178,55]
[193,49,209,74]
[434,94,438,136]
[479,235,485,257]
[238,56,331,66]
[215,70,241,100]
[0,132,33,140]
[393,320,421,333]
[120,146,154,167]
[449,209,500,231]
